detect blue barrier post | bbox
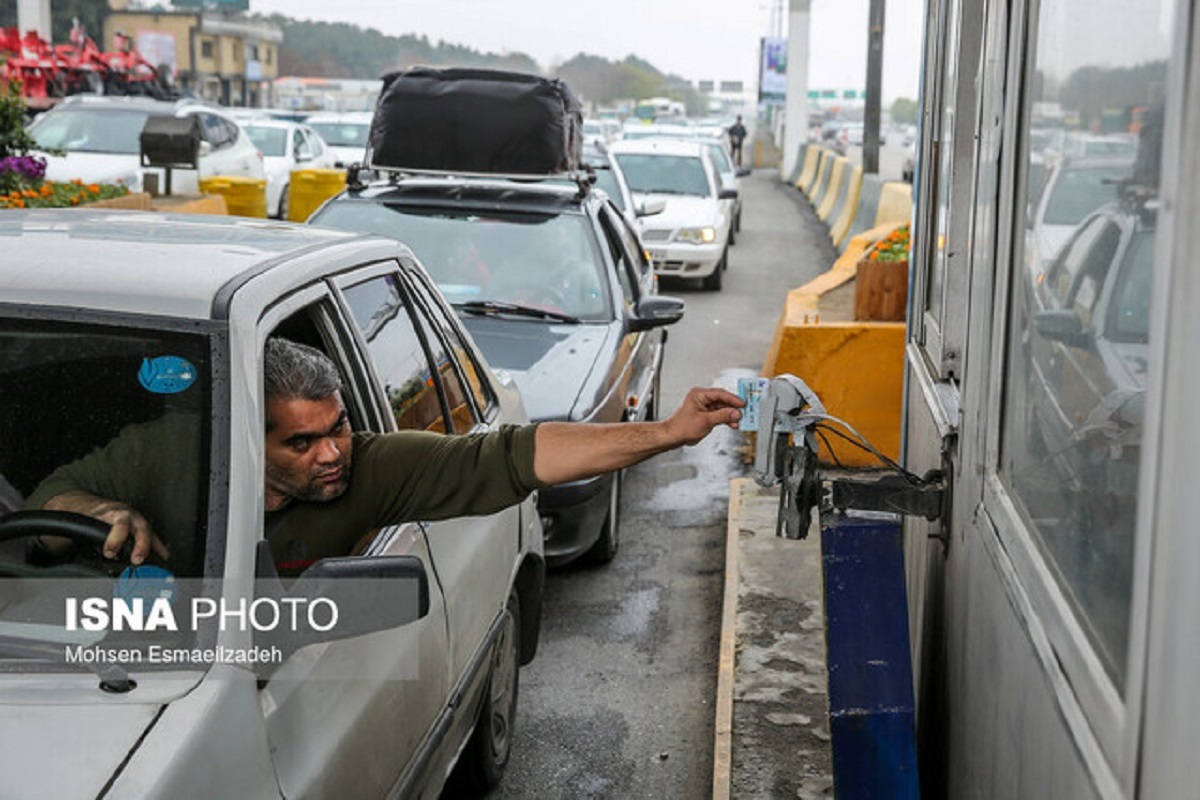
[821,510,920,799]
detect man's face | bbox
[264,393,353,510]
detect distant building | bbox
[270,77,383,112]
[104,3,282,106]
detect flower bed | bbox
[1,177,132,209]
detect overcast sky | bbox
[251,0,925,103]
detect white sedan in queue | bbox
[608,138,737,291]
[241,120,338,218]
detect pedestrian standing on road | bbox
[728,115,748,167]
[27,338,746,576]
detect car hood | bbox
[633,193,721,229]
[1,700,160,796]
[459,317,611,422]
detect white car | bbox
[0,210,544,798]
[26,95,265,195]
[608,138,737,290]
[305,111,373,169]
[241,119,338,218]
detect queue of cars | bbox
[5,92,743,796]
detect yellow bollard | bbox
[198,176,268,218]
[288,169,348,222]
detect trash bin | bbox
[287,169,348,222]
[198,176,268,218]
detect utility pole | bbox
[863,0,885,174]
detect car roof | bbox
[0,210,386,320]
[49,95,216,115]
[241,118,305,131]
[608,138,707,157]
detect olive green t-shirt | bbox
[26,416,543,577]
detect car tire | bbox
[583,470,622,565]
[277,184,290,220]
[453,589,521,793]
[701,249,727,291]
[728,223,737,246]
[734,207,742,234]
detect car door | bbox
[341,265,521,786]
[597,202,658,420]
[256,280,452,799]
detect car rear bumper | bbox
[538,473,614,567]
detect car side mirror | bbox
[718,188,739,201]
[1032,309,1090,348]
[637,197,667,217]
[198,140,214,157]
[736,167,751,178]
[627,294,685,332]
[253,542,430,669]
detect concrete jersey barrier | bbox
[796,146,821,192]
[817,156,849,222]
[809,151,836,205]
[788,143,810,186]
[829,165,863,248]
[803,148,831,198]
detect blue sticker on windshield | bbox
[138,356,196,394]
[115,565,179,606]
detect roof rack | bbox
[345,163,596,198]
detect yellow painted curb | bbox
[712,477,747,800]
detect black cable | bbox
[815,428,845,469]
[815,423,928,486]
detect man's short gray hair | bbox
[264,339,342,428]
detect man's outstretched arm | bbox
[532,387,744,485]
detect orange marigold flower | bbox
[87,184,100,193]
[69,196,80,205]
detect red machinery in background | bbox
[1,23,174,110]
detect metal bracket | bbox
[826,470,946,520]
[751,375,949,540]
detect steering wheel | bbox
[0,510,115,577]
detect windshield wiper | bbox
[455,300,582,324]
[0,634,135,693]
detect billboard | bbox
[759,37,787,105]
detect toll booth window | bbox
[342,274,448,433]
[998,0,1171,690]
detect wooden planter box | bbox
[84,192,153,210]
[853,258,909,322]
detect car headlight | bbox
[675,227,716,244]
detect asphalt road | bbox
[487,168,835,800]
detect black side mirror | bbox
[1033,309,1090,348]
[736,167,752,178]
[628,295,685,332]
[253,546,430,669]
[718,188,739,201]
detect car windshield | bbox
[309,121,369,147]
[28,108,155,155]
[0,318,217,661]
[245,126,288,156]
[614,153,711,196]
[1042,164,1130,225]
[314,201,612,320]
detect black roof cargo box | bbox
[367,67,583,175]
